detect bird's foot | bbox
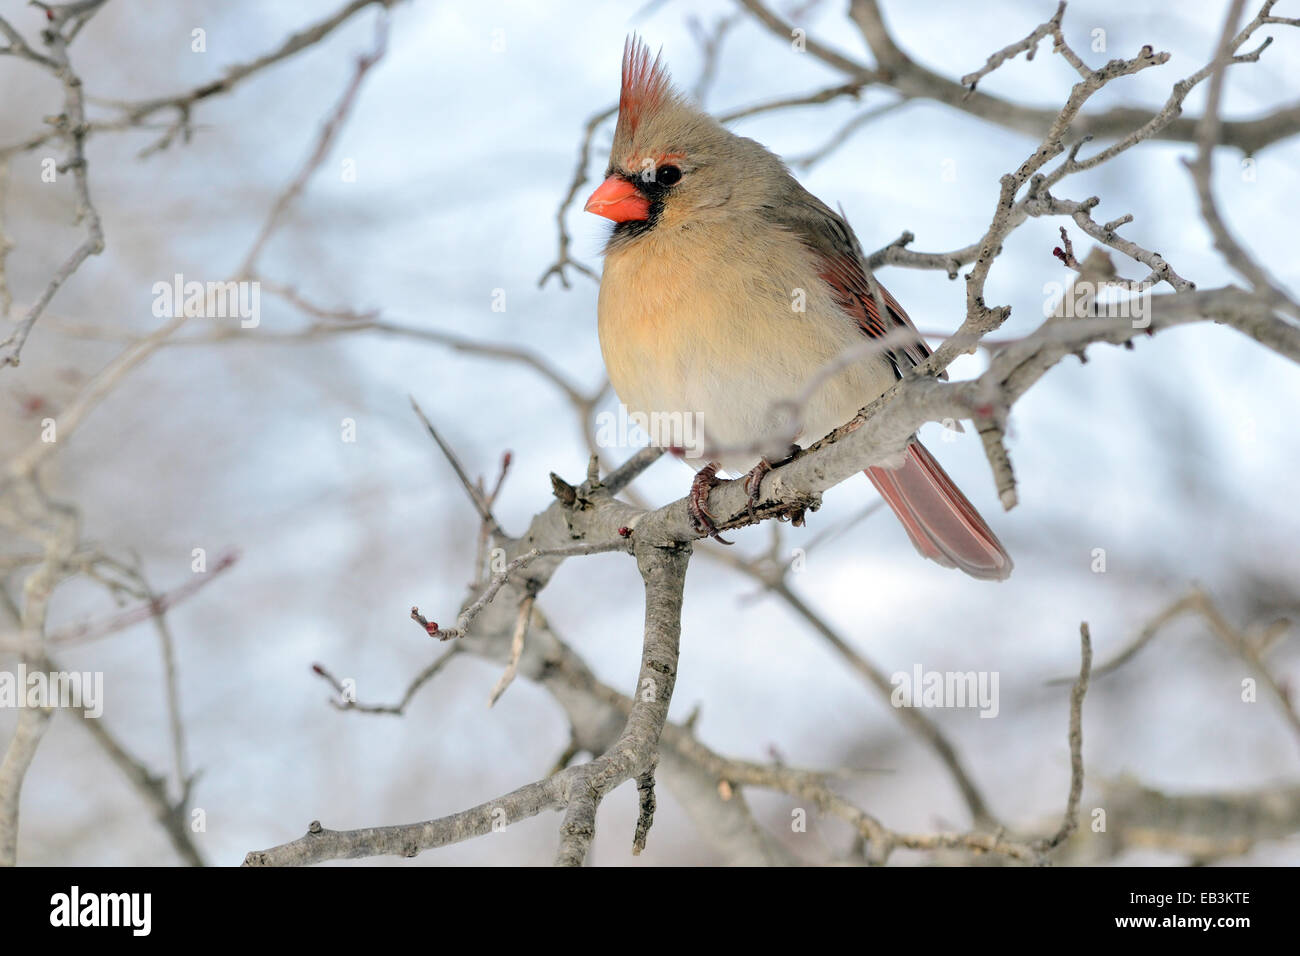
[689,462,733,545]
[741,458,773,520]
[741,446,799,520]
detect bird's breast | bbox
[597,223,896,472]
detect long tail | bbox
[865,441,1013,581]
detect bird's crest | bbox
[619,35,674,138]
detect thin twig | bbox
[488,594,536,706]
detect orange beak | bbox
[584,176,650,223]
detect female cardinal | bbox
[585,38,1012,580]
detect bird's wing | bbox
[765,186,937,379]
[760,184,1009,579]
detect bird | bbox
[584,37,1012,581]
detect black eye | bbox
[656,164,682,185]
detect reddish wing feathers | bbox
[620,36,673,139]
[774,193,936,378]
[813,213,936,375]
[817,254,933,376]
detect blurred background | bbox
[1,0,1298,865]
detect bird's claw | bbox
[741,458,772,520]
[689,463,733,545]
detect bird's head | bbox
[585,36,780,246]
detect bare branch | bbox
[0,0,107,369]
[0,551,239,652]
[958,2,1068,91]
[98,0,399,159]
[735,0,1300,153]
[312,648,462,716]
[413,541,626,642]
[487,594,536,707]
[1037,622,1092,852]
[537,105,616,289]
[237,12,390,278]
[1184,0,1300,321]
[700,544,997,828]
[1065,589,1300,752]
